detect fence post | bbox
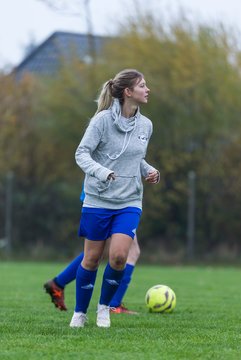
[5,171,14,257]
[187,170,196,260]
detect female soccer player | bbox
[66,69,159,328]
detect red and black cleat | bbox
[110,304,138,315]
[43,279,67,311]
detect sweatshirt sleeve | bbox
[75,121,114,182]
[140,159,160,183]
[139,119,160,182]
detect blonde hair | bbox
[95,69,143,114]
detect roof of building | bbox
[13,31,111,79]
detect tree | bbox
[1,5,241,260]
[99,11,241,257]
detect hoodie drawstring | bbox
[107,122,136,160]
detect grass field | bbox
[0,262,240,360]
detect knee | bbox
[127,243,141,264]
[133,245,141,261]
[109,253,127,270]
[82,254,100,270]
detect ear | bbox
[124,88,132,98]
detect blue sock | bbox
[75,264,97,313]
[99,263,125,306]
[109,263,135,307]
[54,252,84,288]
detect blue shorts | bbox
[78,207,142,241]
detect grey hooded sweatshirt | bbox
[75,99,158,209]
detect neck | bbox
[121,102,138,118]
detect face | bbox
[126,77,150,105]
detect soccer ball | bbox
[145,284,176,313]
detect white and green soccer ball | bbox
[145,284,176,313]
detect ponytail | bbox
[95,69,143,115]
[95,79,113,114]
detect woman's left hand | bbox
[145,170,160,184]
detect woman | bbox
[70,69,159,328]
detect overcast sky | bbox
[1,0,241,69]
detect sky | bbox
[1,0,241,69]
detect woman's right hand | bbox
[107,172,116,181]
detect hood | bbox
[111,98,140,133]
[106,99,139,160]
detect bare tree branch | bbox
[37,0,96,62]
